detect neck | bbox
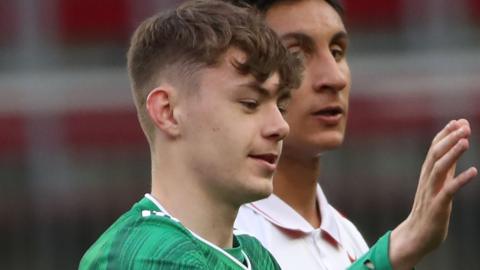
[273,153,321,228]
[150,151,237,249]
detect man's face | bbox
[266,0,351,159]
[178,48,290,206]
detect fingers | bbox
[439,167,478,205]
[424,124,471,175]
[431,138,470,188]
[431,119,470,146]
[404,118,476,261]
[431,120,457,145]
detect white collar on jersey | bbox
[144,194,252,270]
[243,184,341,244]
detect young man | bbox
[79,0,302,269]
[233,0,478,269]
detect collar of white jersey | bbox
[245,184,341,244]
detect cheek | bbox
[342,85,351,113]
[343,66,352,96]
[204,116,249,150]
[286,91,310,122]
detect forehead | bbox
[199,48,282,96]
[261,72,281,93]
[264,0,345,38]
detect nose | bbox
[311,52,348,93]
[263,106,290,142]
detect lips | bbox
[311,105,344,125]
[249,153,278,165]
[312,105,344,116]
[248,153,279,173]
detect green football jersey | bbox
[79,194,280,270]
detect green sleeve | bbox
[348,231,393,270]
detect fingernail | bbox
[449,120,458,128]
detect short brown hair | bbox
[127,0,302,144]
[232,0,344,17]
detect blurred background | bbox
[1,0,479,269]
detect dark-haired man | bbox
[233,0,477,269]
[79,0,302,269]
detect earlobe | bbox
[146,86,180,137]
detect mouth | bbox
[312,106,344,117]
[248,153,278,165]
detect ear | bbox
[146,86,181,137]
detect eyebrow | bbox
[239,80,290,99]
[240,81,272,98]
[331,31,349,46]
[280,32,316,51]
[280,30,349,48]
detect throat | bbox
[295,197,322,228]
[273,156,322,228]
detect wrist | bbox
[389,220,423,270]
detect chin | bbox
[302,131,344,154]
[319,137,344,151]
[242,181,273,203]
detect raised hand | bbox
[389,119,477,270]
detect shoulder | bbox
[328,205,369,254]
[236,204,258,219]
[330,206,360,232]
[235,204,273,245]
[234,231,263,247]
[80,209,206,269]
[131,210,206,257]
[235,204,262,228]
[235,233,280,270]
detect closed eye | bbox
[240,99,259,111]
[282,33,315,59]
[277,100,289,115]
[290,48,306,64]
[277,93,291,115]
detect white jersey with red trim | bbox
[234,184,368,270]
